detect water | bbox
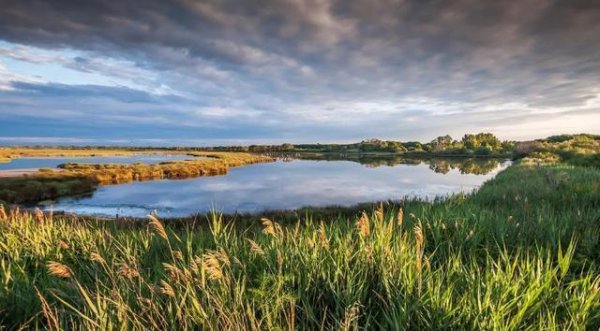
[0,154,193,171]
[46,158,510,217]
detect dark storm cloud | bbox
[0,0,599,143]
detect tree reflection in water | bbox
[275,153,503,175]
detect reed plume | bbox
[261,218,281,237]
[118,263,140,279]
[36,288,60,331]
[147,214,168,240]
[319,221,329,250]
[163,263,183,282]
[397,208,404,228]
[47,261,73,279]
[0,204,7,220]
[34,208,44,222]
[173,250,184,261]
[160,280,175,297]
[341,302,361,331]
[247,239,265,256]
[57,240,69,250]
[414,221,424,273]
[202,250,230,281]
[90,252,106,265]
[375,203,384,224]
[356,212,370,238]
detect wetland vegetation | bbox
[0,133,599,329]
[1,162,599,329]
[0,151,274,204]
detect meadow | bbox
[1,162,599,330]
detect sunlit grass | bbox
[0,152,274,204]
[1,163,599,329]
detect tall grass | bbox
[1,163,599,329]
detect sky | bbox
[0,0,599,146]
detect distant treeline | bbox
[199,133,517,157]
[2,133,599,161]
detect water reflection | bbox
[276,154,503,175]
[0,154,192,171]
[47,157,510,217]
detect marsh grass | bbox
[0,152,274,204]
[1,163,599,329]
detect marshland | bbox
[0,133,599,329]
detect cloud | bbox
[0,0,599,144]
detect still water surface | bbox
[0,154,192,171]
[47,158,509,217]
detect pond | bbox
[0,154,193,171]
[45,157,510,217]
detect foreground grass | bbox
[1,163,599,330]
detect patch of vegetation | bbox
[515,134,600,167]
[0,147,147,159]
[1,163,599,329]
[0,173,97,204]
[0,152,274,203]
[58,152,273,184]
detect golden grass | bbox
[57,152,273,184]
[0,147,152,159]
[0,150,274,203]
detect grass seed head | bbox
[319,221,329,250]
[147,214,168,240]
[173,250,184,261]
[0,204,7,220]
[376,203,384,223]
[34,208,44,222]
[57,240,69,250]
[261,218,281,237]
[160,280,175,297]
[90,252,106,265]
[356,212,370,238]
[47,261,73,279]
[247,239,265,256]
[397,208,404,227]
[118,263,140,279]
[202,251,225,281]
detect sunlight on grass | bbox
[1,164,599,329]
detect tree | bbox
[431,135,453,152]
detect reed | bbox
[0,151,274,204]
[0,163,599,329]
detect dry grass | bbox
[0,150,274,203]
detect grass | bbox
[58,152,273,184]
[0,147,151,159]
[0,152,274,204]
[0,173,97,205]
[1,162,599,329]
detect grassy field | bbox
[1,162,599,330]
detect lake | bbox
[45,157,510,217]
[0,154,192,171]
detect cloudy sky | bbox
[0,0,599,145]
